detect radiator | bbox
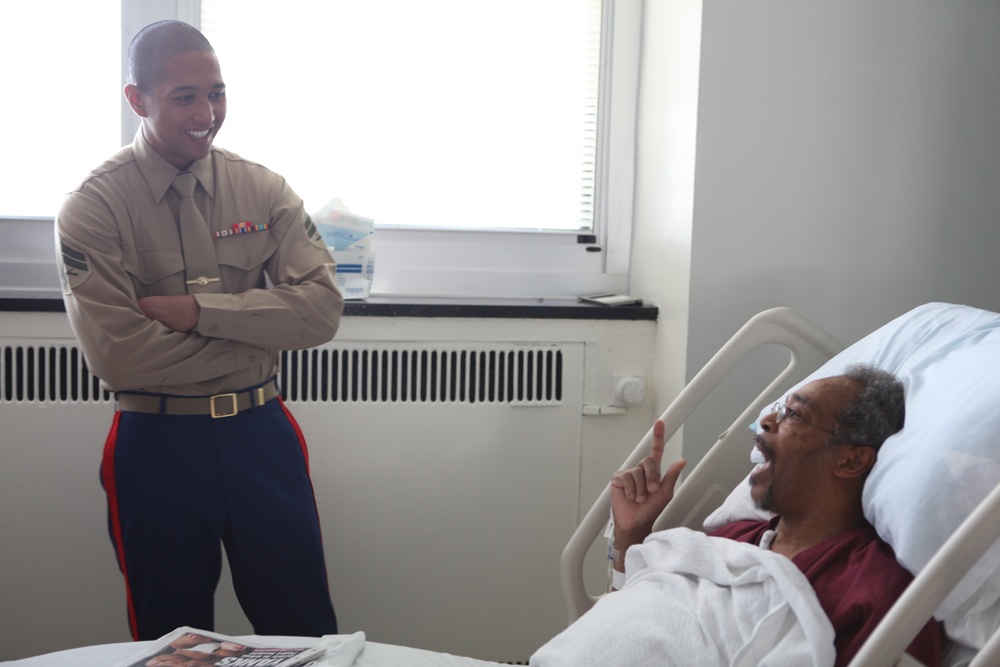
[2,343,564,406]
[0,312,656,663]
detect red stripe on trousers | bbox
[100,411,141,641]
[276,397,333,590]
[278,396,310,472]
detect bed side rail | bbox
[561,307,844,622]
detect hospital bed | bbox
[562,301,1000,667]
[5,302,1000,666]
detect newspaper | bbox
[113,626,326,667]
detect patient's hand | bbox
[610,419,686,549]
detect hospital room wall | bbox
[627,0,1000,465]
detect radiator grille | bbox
[281,344,563,404]
[1,344,111,403]
[1,343,564,406]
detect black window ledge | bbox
[1,296,657,321]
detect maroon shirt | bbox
[711,518,942,667]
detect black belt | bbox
[116,380,280,418]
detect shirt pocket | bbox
[215,230,277,286]
[122,245,186,295]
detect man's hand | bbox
[138,295,200,332]
[609,419,686,554]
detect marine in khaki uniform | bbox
[56,20,342,640]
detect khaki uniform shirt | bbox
[56,131,343,396]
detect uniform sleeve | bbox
[57,188,267,391]
[192,179,344,351]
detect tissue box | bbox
[333,250,375,300]
[311,198,376,299]
[316,210,374,251]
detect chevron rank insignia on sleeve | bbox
[303,215,327,249]
[59,241,91,293]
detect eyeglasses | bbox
[770,401,837,435]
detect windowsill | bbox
[0,296,658,321]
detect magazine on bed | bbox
[113,626,326,667]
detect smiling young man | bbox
[607,364,942,667]
[55,21,342,640]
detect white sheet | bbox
[529,528,835,667]
[0,634,509,667]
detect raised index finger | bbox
[649,418,666,465]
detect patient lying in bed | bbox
[531,365,941,667]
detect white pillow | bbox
[702,302,1000,649]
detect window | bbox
[0,1,120,218]
[202,0,601,234]
[0,0,640,299]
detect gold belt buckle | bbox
[210,392,238,418]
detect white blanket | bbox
[530,528,835,667]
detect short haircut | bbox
[830,363,905,451]
[126,20,214,92]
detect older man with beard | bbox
[608,364,942,667]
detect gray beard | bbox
[753,482,774,512]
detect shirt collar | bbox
[132,129,216,203]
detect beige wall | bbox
[630,0,1000,464]
[628,0,703,459]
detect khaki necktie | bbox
[171,172,223,294]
